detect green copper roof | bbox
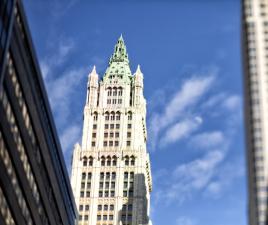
[102,35,132,84]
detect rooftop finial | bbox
[109,35,129,64]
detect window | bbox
[100,173,105,180]
[82,172,86,179]
[115,132,119,137]
[115,141,119,146]
[124,182,128,188]
[103,141,107,147]
[86,191,90,197]
[109,141,113,146]
[105,124,109,129]
[110,132,114,137]
[84,215,88,221]
[93,113,98,120]
[127,132,131,138]
[80,191,84,197]
[83,158,87,166]
[130,172,134,179]
[101,158,105,166]
[109,215,114,220]
[92,141,96,147]
[104,132,108,138]
[99,191,103,197]
[103,215,108,221]
[129,191,133,197]
[125,158,129,166]
[124,172,128,180]
[113,99,116,104]
[98,205,102,211]
[123,191,128,197]
[110,205,114,210]
[131,158,135,166]
[106,173,110,179]
[81,182,85,189]
[99,182,103,188]
[128,113,132,120]
[105,114,109,120]
[87,182,91,188]
[112,158,117,166]
[110,124,114,129]
[122,204,127,211]
[89,157,93,166]
[85,205,89,211]
[127,141,131,146]
[116,124,120,129]
[107,160,111,166]
[116,114,120,120]
[127,124,131,129]
[105,182,109,189]
[92,133,96,138]
[79,215,82,221]
[111,182,115,188]
[93,124,97,129]
[112,172,116,180]
[97,215,101,221]
[104,205,108,211]
[128,204,133,211]
[118,99,122,104]
[105,191,109,197]
[111,114,115,120]
[79,205,83,211]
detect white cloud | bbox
[222,95,241,111]
[189,131,225,150]
[202,93,226,109]
[149,74,215,149]
[60,123,81,153]
[157,150,224,205]
[160,117,202,147]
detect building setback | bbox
[242,0,268,225]
[0,0,77,224]
[71,36,153,225]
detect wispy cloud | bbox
[60,123,81,153]
[160,117,202,146]
[149,73,216,150]
[189,131,226,150]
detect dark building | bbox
[0,1,77,225]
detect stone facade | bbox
[71,36,152,225]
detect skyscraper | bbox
[71,36,153,225]
[242,1,268,225]
[0,0,77,224]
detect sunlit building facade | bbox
[71,36,153,225]
[0,0,77,224]
[242,0,268,225]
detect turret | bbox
[133,64,144,106]
[86,65,99,106]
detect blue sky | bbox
[24,0,245,225]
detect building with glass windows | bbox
[242,1,268,225]
[0,0,77,224]
[71,36,153,225]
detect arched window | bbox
[83,157,87,166]
[130,156,135,166]
[116,112,120,120]
[113,88,117,96]
[110,112,115,120]
[112,156,117,166]
[88,156,93,166]
[93,112,98,121]
[125,156,129,166]
[101,156,105,166]
[107,156,111,166]
[105,112,109,121]
[128,112,132,120]
[118,87,123,96]
[107,88,112,96]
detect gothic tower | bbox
[71,36,153,225]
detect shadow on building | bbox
[119,173,149,225]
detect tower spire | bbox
[109,35,129,64]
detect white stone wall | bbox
[71,65,152,225]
